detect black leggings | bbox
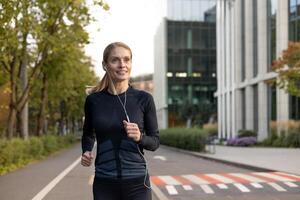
[93,176,152,200]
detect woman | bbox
[81,42,159,200]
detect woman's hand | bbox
[81,151,94,167]
[123,120,141,142]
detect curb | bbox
[160,145,274,173]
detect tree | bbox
[0,0,109,139]
[272,42,300,96]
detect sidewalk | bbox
[170,145,300,175]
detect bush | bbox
[203,123,218,137]
[160,128,207,151]
[237,129,257,138]
[0,134,77,175]
[227,136,257,147]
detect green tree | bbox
[0,0,108,139]
[272,42,300,96]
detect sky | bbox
[84,0,166,78]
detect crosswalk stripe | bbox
[229,173,266,183]
[159,176,181,185]
[250,182,263,188]
[196,174,222,184]
[165,185,178,195]
[274,172,300,181]
[206,174,235,183]
[182,175,210,184]
[234,183,250,192]
[221,173,250,183]
[151,176,165,186]
[173,176,193,185]
[268,182,287,192]
[182,185,193,190]
[199,184,214,194]
[216,183,228,189]
[254,172,295,182]
[284,181,298,188]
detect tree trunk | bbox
[36,73,48,136]
[19,36,29,140]
[7,55,18,138]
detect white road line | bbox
[206,174,235,183]
[165,185,178,195]
[254,172,295,182]
[159,176,181,185]
[199,184,214,194]
[88,175,94,185]
[31,156,81,200]
[233,183,250,192]
[216,183,228,189]
[284,181,298,188]
[229,173,265,183]
[182,185,193,190]
[153,156,167,161]
[268,182,287,192]
[151,181,170,200]
[182,175,210,184]
[250,183,263,188]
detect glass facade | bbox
[267,0,277,71]
[241,0,246,81]
[167,6,216,127]
[253,0,258,77]
[289,0,300,120]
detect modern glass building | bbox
[216,0,300,141]
[154,0,217,129]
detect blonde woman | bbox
[81,42,159,200]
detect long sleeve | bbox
[139,95,159,151]
[81,96,95,154]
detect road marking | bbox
[173,176,192,185]
[274,172,300,181]
[165,185,178,195]
[151,181,169,200]
[254,172,295,182]
[229,173,265,183]
[153,155,166,161]
[284,181,298,188]
[216,183,228,189]
[233,183,250,192]
[182,185,193,190]
[31,156,81,200]
[200,184,214,194]
[159,176,181,185]
[182,175,210,184]
[88,175,94,185]
[151,176,166,186]
[206,174,235,183]
[250,183,263,188]
[267,182,287,192]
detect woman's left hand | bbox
[123,120,141,142]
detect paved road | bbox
[0,143,299,200]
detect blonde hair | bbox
[89,42,132,94]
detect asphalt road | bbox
[0,143,299,200]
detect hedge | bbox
[0,135,77,175]
[159,128,207,151]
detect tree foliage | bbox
[272,42,300,97]
[0,0,108,138]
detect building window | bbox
[241,0,246,81]
[241,88,246,129]
[289,0,300,119]
[268,0,277,71]
[253,85,259,132]
[253,0,258,77]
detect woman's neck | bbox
[108,81,129,95]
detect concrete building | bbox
[130,74,154,95]
[154,0,217,129]
[216,0,300,141]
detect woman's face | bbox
[106,47,132,82]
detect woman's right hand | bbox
[81,151,94,167]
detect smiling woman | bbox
[81,42,160,200]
